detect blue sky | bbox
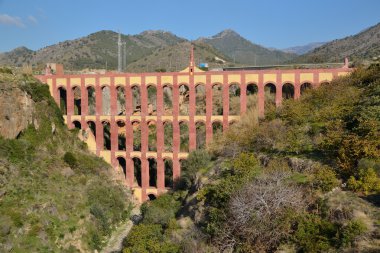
[1,0,379,52]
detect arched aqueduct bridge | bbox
[36,58,352,202]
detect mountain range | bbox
[292,22,380,64]
[1,22,379,72]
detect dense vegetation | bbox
[0,69,132,252]
[123,65,380,252]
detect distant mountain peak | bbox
[139,30,172,36]
[213,29,240,39]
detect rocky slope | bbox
[0,30,186,71]
[0,67,132,252]
[293,22,380,63]
[198,29,297,65]
[126,40,236,72]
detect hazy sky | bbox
[1,0,379,52]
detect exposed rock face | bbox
[0,82,34,139]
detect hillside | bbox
[0,30,186,71]
[121,65,380,252]
[0,67,132,252]
[126,40,235,72]
[293,23,380,63]
[282,42,326,55]
[198,29,297,65]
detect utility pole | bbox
[118,32,122,72]
[123,42,127,72]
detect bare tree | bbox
[214,170,307,252]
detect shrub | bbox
[177,150,211,190]
[123,224,180,253]
[340,220,367,247]
[141,194,181,228]
[293,214,338,252]
[311,165,340,192]
[347,168,380,194]
[63,152,77,168]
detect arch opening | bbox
[133,157,142,187]
[72,86,81,115]
[212,121,223,137]
[147,85,157,115]
[164,122,173,152]
[179,84,189,115]
[148,194,156,201]
[132,121,141,151]
[73,120,81,130]
[301,82,312,95]
[102,86,111,115]
[117,121,126,151]
[148,121,157,152]
[58,87,67,114]
[320,81,330,87]
[87,121,96,140]
[196,84,206,115]
[282,83,294,99]
[117,157,126,178]
[148,158,157,187]
[212,84,223,115]
[102,121,111,150]
[164,159,173,188]
[163,86,173,116]
[196,121,206,150]
[116,86,126,115]
[229,84,241,115]
[87,86,96,115]
[132,86,141,115]
[246,83,258,111]
[179,121,189,152]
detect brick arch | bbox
[282,82,295,99]
[41,64,353,202]
[229,83,241,115]
[212,82,223,87]
[132,157,142,187]
[148,157,157,187]
[72,120,81,129]
[146,83,157,87]
[162,83,173,87]
[163,158,173,188]
[300,82,313,94]
[195,83,206,115]
[229,81,241,87]
[229,119,238,125]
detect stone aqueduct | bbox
[36,59,352,201]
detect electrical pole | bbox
[118,32,122,72]
[123,42,126,72]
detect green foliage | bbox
[123,224,180,253]
[141,194,181,228]
[87,181,130,234]
[0,67,13,74]
[293,214,367,252]
[177,149,211,189]
[311,165,340,192]
[340,220,367,247]
[20,79,51,102]
[293,213,338,252]
[63,151,77,168]
[347,167,380,194]
[122,192,183,253]
[0,71,131,252]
